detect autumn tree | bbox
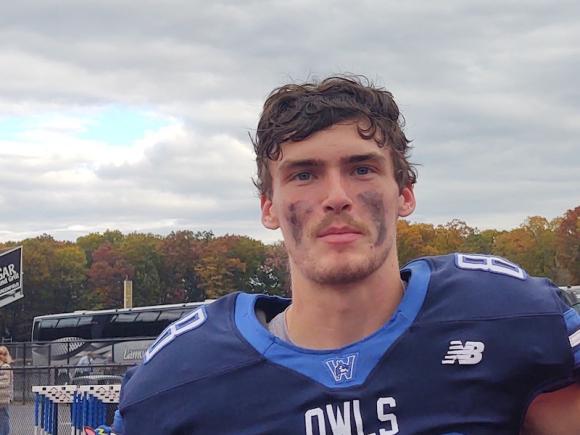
[77,230,125,266]
[52,243,88,312]
[492,217,557,279]
[194,235,268,299]
[0,235,88,340]
[397,221,439,264]
[463,229,500,254]
[87,242,134,309]
[554,206,579,285]
[159,230,205,303]
[2,206,576,340]
[118,233,164,307]
[249,242,290,296]
[431,220,474,254]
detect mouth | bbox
[317,226,364,244]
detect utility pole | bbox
[124,277,133,309]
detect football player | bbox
[114,76,580,434]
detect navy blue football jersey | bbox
[116,254,580,434]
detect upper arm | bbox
[522,305,580,434]
[522,383,580,435]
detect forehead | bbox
[273,122,390,168]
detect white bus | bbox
[31,302,208,373]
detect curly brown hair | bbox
[252,75,417,197]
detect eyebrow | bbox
[278,151,388,175]
[340,153,387,165]
[278,152,387,173]
[278,159,323,173]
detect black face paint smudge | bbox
[286,201,313,244]
[357,191,387,246]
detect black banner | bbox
[0,246,23,307]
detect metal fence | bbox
[2,341,140,434]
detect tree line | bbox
[0,206,577,341]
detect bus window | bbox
[114,313,139,323]
[76,316,94,340]
[77,317,93,326]
[158,310,187,323]
[136,312,160,322]
[32,304,206,342]
[134,311,163,337]
[57,318,79,328]
[51,318,81,340]
[104,312,146,338]
[37,319,59,341]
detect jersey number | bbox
[144,307,207,363]
[455,253,526,280]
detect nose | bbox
[322,173,353,214]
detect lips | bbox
[317,226,363,244]
[317,226,362,237]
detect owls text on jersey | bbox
[115,254,580,435]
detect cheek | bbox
[284,200,314,243]
[357,191,388,246]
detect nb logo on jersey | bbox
[325,354,357,383]
[442,341,485,365]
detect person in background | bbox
[75,351,95,379]
[0,346,13,435]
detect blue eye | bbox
[355,167,371,176]
[295,172,312,181]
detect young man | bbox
[115,77,580,434]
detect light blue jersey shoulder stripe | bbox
[563,308,580,368]
[235,260,431,389]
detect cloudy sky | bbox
[1,0,578,243]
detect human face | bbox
[261,122,415,285]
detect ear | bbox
[260,194,280,230]
[398,184,416,218]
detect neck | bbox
[286,255,403,350]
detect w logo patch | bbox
[325,354,357,383]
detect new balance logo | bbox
[325,354,357,383]
[442,341,485,365]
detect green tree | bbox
[52,244,88,312]
[2,235,66,339]
[118,233,164,306]
[463,229,501,254]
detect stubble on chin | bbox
[306,255,387,285]
[286,191,393,286]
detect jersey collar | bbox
[234,260,432,389]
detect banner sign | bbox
[0,246,23,308]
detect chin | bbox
[305,255,382,285]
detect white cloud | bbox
[0,0,578,243]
